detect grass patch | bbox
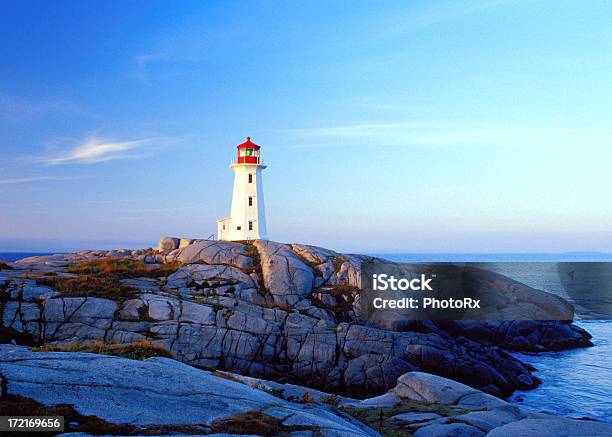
[211,410,318,436]
[31,258,180,302]
[331,256,347,273]
[33,339,173,361]
[211,370,245,384]
[320,393,341,406]
[67,257,179,278]
[329,284,360,297]
[223,309,235,322]
[268,387,286,398]
[286,391,317,404]
[258,300,292,311]
[246,380,287,400]
[244,244,259,259]
[243,243,269,298]
[211,410,283,436]
[32,274,139,302]
[341,399,482,437]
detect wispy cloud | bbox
[382,0,510,36]
[283,122,485,147]
[287,122,467,138]
[0,176,87,185]
[39,137,154,165]
[283,122,612,149]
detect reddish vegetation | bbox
[33,274,139,302]
[211,410,318,436]
[66,257,178,278]
[30,258,180,302]
[34,339,173,360]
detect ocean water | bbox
[0,252,55,262]
[509,320,612,422]
[377,253,612,422]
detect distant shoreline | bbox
[4,251,612,263]
[375,253,612,262]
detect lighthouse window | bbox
[248,221,253,231]
[248,196,253,206]
[237,226,241,231]
[248,174,253,183]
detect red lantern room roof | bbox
[237,136,260,150]
[234,136,262,165]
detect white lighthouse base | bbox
[217,216,268,241]
[217,162,268,241]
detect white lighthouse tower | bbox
[217,137,268,241]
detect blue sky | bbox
[1,0,611,253]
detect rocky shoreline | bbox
[0,237,607,436]
[1,344,610,436]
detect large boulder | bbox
[4,345,607,437]
[255,240,314,306]
[291,243,338,264]
[178,238,194,249]
[166,240,253,269]
[487,417,612,437]
[156,236,180,252]
[341,323,537,397]
[363,262,592,351]
[343,371,612,437]
[432,320,593,351]
[0,345,376,436]
[166,264,255,289]
[392,371,504,406]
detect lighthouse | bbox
[217,137,268,241]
